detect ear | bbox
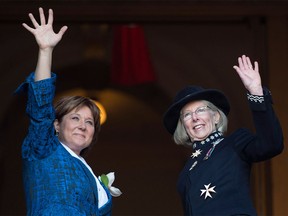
[54,119,60,133]
[214,111,221,124]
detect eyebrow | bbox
[69,113,94,120]
[182,105,207,112]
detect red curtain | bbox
[110,25,156,85]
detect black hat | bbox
[163,85,230,134]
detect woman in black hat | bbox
[163,55,284,215]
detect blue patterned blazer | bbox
[16,73,112,216]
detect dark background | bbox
[0,1,287,215]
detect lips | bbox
[193,124,204,130]
[74,133,85,138]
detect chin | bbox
[194,135,210,141]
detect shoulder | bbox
[226,128,255,152]
[229,128,253,140]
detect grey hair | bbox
[173,100,228,147]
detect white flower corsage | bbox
[99,172,122,197]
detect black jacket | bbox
[177,88,284,216]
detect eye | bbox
[196,107,206,114]
[182,112,192,120]
[196,106,211,115]
[71,116,80,121]
[86,120,94,126]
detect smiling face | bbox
[181,100,220,141]
[54,106,95,156]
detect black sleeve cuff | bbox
[247,87,273,111]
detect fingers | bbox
[28,12,39,28]
[58,26,68,37]
[254,61,259,73]
[23,7,68,47]
[237,55,251,70]
[47,9,54,25]
[234,55,258,71]
[244,55,253,69]
[22,23,34,33]
[232,65,243,79]
[39,7,46,26]
[232,65,240,72]
[22,8,42,31]
[23,7,52,29]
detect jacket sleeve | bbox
[17,72,58,161]
[237,87,284,162]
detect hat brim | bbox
[163,89,230,134]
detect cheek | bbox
[88,127,95,137]
[183,121,191,131]
[207,113,216,123]
[62,122,73,131]
[207,117,217,129]
[60,121,77,135]
[183,123,194,137]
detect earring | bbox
[56,131,59,136]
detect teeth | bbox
[194,125,202,129]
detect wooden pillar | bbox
[267,15,288,216]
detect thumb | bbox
[58,26,68,37]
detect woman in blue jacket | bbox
[163,55,284,215]
[16,8,119,215]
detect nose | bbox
[191,112,199,121]
[78,120,86,130]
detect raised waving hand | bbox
[22,7,67,50]
[233,55,263,95]
[22,8,67,81]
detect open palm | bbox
[22,8,67,49]
[233,55,263,95]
